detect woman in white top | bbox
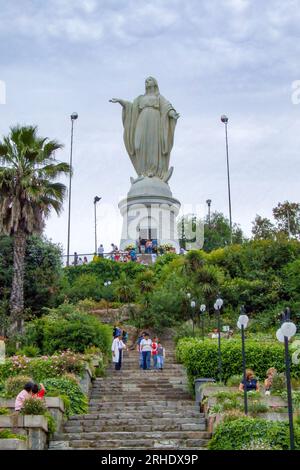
[112,333,127,370]
[140,332,152,370]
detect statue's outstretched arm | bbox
[109,98,130,108]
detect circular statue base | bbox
[118,176,181,252]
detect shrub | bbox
[0,429,26,440]
[0,407,9,415]
[43,376,88,417]
[208,417,300,450]
[22,304,112,356]
[5,376,33,397]
[65,274,105,302]
[226,375,242,387]
[16,345,40,357]
[21,397,47,415]
[176,338,300,388]
[271,372,286,393]
[247,402,269,415]
[21,398,56,435]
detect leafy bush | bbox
[21,398,56,435]
[247,402,269,415]
[64,273,106,302]
[22,304,112,355]
[43,376,88,417]
[28,351,86,381]
[176,338,300,388]
[16,345,40,357]
[5,376,33,396]
[208,417,300,450]
[21,397,47,415]
[0,429,26,440]
[271,373,287,393]
[0,350,88,384]
[0,407,9,415]
[226,375,242,387]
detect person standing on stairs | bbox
[136,332,146,368]
[112,333,127,371]
[157,342,165,370]
[140,332,152,370]
[151,336,159,370]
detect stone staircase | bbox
[49,339,211,450]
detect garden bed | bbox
[0,414,48,449]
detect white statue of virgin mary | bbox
[110,77,179,182]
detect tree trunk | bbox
[9,230,27,335]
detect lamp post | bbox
[186,292,191,324]
[94,196,101,254]
[237,307,249,415]
[191,300,196,336]
[214,296,224,383]
[66,112,78,267]
[206,200,212,226]
[200,304,206,341]
[221,115,232,244]
[276,311,297,450]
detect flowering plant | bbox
[158,243,176,253]
[125,244,136,251]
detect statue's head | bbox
[145,76,159,95]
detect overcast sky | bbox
[1,0,300,256]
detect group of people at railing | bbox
[68,240,180,266]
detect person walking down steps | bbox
[140,332,152,370]
[112,333,127,371]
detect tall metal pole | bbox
[282,306,294,450]
[241,324,248,415]
[284,334,295,450]
[217,311,222,382]
[66,113,78,267]
[94,201,97,254]
[221,116,232,244]
[206,199,212,226]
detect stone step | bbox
[53,430,211,441]
[87,404,198,412]
[69,411,204,421]
[67,414,205,422]
[49,335,209,451]
[92,383,188,388]
[65,438,210,449]
[89,395,191,402]
[63,423,207,433]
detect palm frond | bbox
[0,125,67,236]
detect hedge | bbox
[22,304,112,355]
[176,338,300,387]
[208,417,300,450]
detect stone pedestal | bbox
[119,176,181,252]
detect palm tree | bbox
[0,125,70,334]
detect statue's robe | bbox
[122,94,177,180]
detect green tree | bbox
[273,201,300,239]
[251,215,276,240]
[0,126,70,333]
[114,272,136,303]
[202,212,245,252]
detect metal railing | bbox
[61,251,158,267]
